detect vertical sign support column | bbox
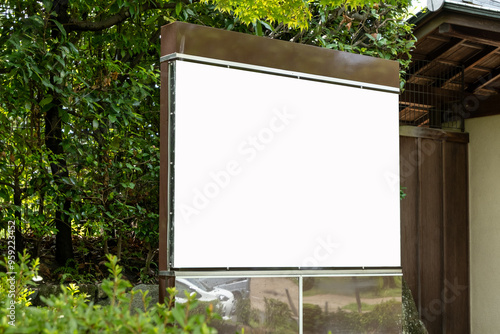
[158,25,175,304]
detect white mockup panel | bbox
[172,61,400,268]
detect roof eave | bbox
[409,1,500,26]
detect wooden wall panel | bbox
[443,141,470,333]
[419,138,444,333]
[400,136,420,304]
[400,127,470,334]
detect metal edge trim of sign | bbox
[160,269,403,277]
[167,61,176,271]
[160,53,400,94]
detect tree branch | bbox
[67,7,132,32]
[65,1,192,32]
[0,181,14,189]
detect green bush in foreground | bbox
[0,252,217,333]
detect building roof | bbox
[400,0,500,127]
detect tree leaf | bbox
[40,96,53,107]
[175,2,183,16]
[51,19,67,39]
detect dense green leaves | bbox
[203,0,413,29]
[255,1,416,88]
[0,0,415,273]
[0,0,163,265]
[0,253,218,333]
[203,0,312,29]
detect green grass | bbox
[342,302,377,313]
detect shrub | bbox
[303,303,322,333]
[264,297,297,333]
[314,300,403,334]
[364,299,403,333]
[0,250,39,308]
[0,253,217,333]
[234,297,259,326]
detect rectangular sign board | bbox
[170,60,400,269]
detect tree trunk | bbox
[35,190,45,258]
[45,102,74,265]
[45,0,74,266]
[353,277,362,313]
[13,174,24,259]
[145,242,156,273]
[104,237,109,255]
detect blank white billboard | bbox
[171,61,400,268]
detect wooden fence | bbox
[400,126,470,334]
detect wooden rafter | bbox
[439,23,500,48]
[468,65,500,93]
[440,46,499,88]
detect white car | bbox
[175,278,235,319]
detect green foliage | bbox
[234,297,260,326]
[264,297,297,333]
[203,0,312,29]
[255,1,416,88]
[0,253,218,333]
[401,187,407,200]
[402,279,428,334]
[53,259,97,284]
[303,299,402,333]
[343,302,375,312]
[202,0,412,30]
[0,0,163,267]
[364,300,403,333]
[303,303,323,333]
[235,297,251,324]
[0,250,39,307]
[0,0,414,273]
